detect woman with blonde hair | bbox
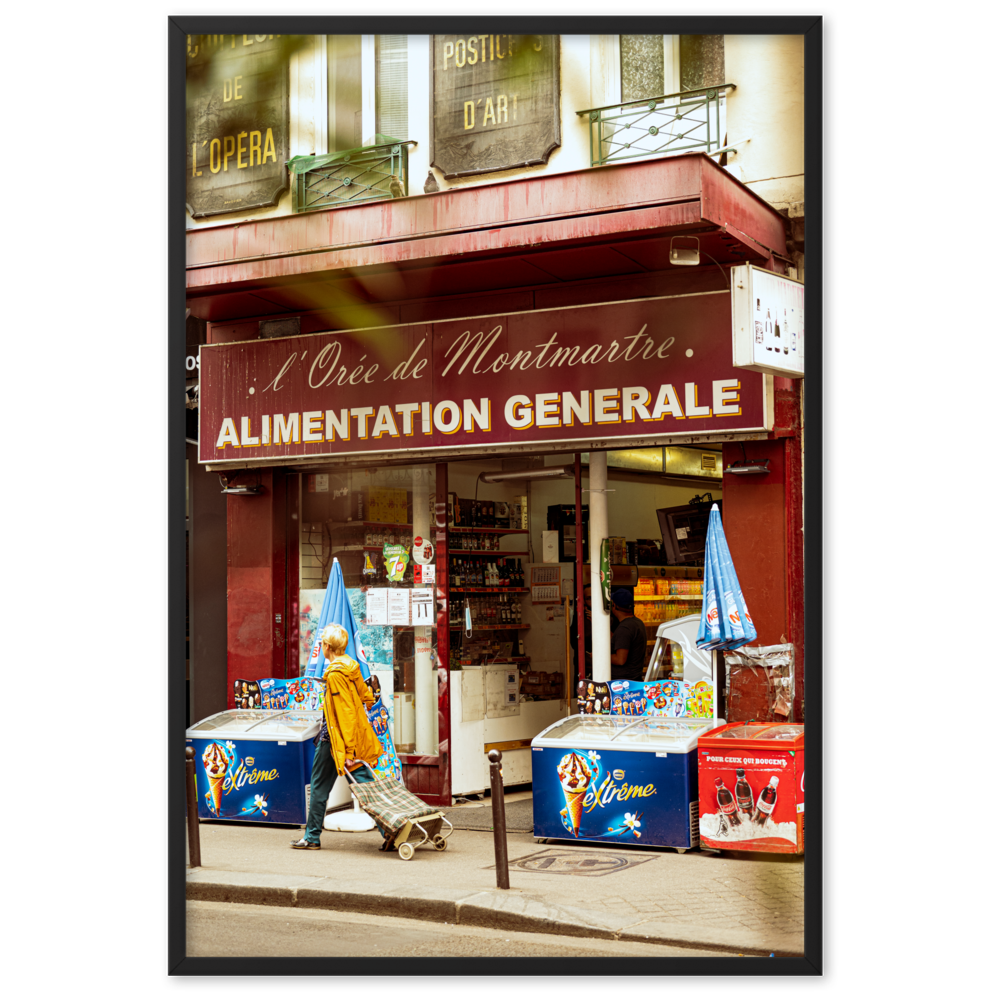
[291,623,383,849]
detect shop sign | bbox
[185,34,289,218]
[730,264,805,378]
[198,293,772,466]
[431,34,560,178]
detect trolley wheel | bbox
[398,842,415,860]
[432,835,447,851]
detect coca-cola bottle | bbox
[735,768,754,816]
[714,777,741,829]
[752,776,779,825]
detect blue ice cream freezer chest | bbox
[186,709,321,824]
[531,715,719,851]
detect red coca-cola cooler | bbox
[696,723,804,854]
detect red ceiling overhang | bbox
[186,153,788,323]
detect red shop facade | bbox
[187,153,805,806]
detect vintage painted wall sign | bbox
[185,33,289,217]
[198,293,772,466]
[431,34,560,178]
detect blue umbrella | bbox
[304,557,372,679]
[697,504,757,651]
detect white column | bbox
[412,470,435,754]
[588,452,611,682]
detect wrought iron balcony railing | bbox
[287,135,415,212]
[577,84,735,168]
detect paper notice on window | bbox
[387,589,411,626]
[366,589,388,625]
[411,588,434,625]
[676,527,689,540]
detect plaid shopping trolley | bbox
[344,763,454,860]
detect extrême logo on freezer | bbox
[223,755,279,792]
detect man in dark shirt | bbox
[609,588,647,682]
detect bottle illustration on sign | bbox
[715,776,741,830]
[765,308,773,349]
[735,768,754,816]
[783,308,791,355]
[752,776,780,825]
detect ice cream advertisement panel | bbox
[532,746,698,849]
[187,737,315,824]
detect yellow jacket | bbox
[321,655,382,776]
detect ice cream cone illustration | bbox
[201,742,230,816]
[557,752,593,838]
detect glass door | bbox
[297,460,451,805]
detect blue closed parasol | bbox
[304,557,371,679]
[697,504,757,651]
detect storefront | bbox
[188,152,804,806]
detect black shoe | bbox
[290,837,320,850]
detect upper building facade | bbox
[185,32,804,273]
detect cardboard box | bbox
[456,497,473,527]
[542,530,559,563]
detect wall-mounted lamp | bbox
[221,485,265,495]
[724,460,771,476]
[479,465,574,484]
[219,474,264,495]
[669,235,701,266]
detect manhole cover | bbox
[494,848,657,878]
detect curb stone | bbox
[185,870,802,956]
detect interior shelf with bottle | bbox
[447,545,528,629]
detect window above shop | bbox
[307,34,413,211]
[579,34,730,169]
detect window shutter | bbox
[376,35,408,140]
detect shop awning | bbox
[186,153,788,326]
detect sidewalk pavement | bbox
[187,794,805,956]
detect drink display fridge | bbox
[531,715,720,852]
[185,709,321,824]
[697,722,804,854]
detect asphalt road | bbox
[187,901,743,959]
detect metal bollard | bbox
[185,746,202,869]
[488,749,509,890]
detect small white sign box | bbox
[731,264,805,378]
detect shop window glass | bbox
[620,34,665,103]
[679,35,725,91]
[298,463,439,756]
